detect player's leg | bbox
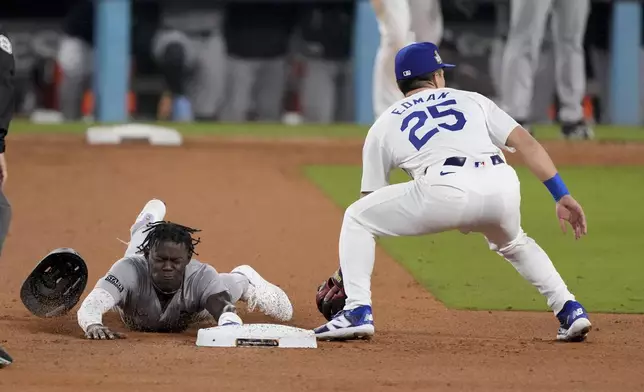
[152,30,197,121]
[254,58,287,122]
[315,175,471,339]
[408,0,443,45]
[335,61,354,123]
[56,35,92,121]
[124,199,167,257]
[500,0,553,127]
[371,0,412,118]
[300,59,338,123]
[477,167,591,342]
[186,32,227,120]
[551,0,593,139]
[218,57,259,122]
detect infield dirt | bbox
[1,135,643,391]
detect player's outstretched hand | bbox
[555,195,587,240]
[85,323,126,340]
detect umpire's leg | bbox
[0,188,11,257]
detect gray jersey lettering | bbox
[97,256,226,332]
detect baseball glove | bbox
[20,248,88,318]
[315,268,347,321]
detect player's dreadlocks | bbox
[137,221,202,258]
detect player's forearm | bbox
[205,291,237,320]
[507,126,570,201]
[77,288,117,333]
[514,137,557,182]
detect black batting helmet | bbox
[20,248,88,318]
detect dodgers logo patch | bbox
[0,35,12,55]
[105,274,124,293]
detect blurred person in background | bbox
[0,25,15,368]
[500,0,593,139]
[585,2,644,124]
[152,1,227,122]
[371,0,443,119]
[297,2,354,124]
[56,0,160,121]
[220,2,299,122]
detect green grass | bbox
[8,119,368,138]
[8,119,644,142]
[304,165,644,313]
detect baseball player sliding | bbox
[314,42,591,343]
[371,0,443,119]
[76,199,293,339]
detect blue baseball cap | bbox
[395,42,455,81]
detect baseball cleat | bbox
[0,345,12,368]
[130,199,167,236]
[314,305,375,341]
[232,265,293,322]
[561,121,594,140]
[556,300,592,342]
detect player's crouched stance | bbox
[314,42,591,343]
[76,199,293,340]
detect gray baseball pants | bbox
[219,56,287,122]
[299,58,353,124]
[151,30,227,119]
[0,189,11,257]
[500,0,590,123]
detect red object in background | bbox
[548,95,595,123]
[46,59,137,116]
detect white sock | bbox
[340,211,377,310]
[124,225,149,257]
[494,231,575,315]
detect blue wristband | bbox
[543,173,569,201]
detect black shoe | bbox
[0,345,12,368]
[561,121,594,140]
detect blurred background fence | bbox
[0,0,641,127]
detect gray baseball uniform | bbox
[96,255,246,333]
[152,3,227,119]
[500,0,590,123]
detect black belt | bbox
[444,154,505,167]
[425,154,505,174]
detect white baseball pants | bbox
[372,0,444,118]
[340,156,576,315]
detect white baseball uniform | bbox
[341,87,577,315]
[371,0,444,118]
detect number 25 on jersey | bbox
[400,99,467,151]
